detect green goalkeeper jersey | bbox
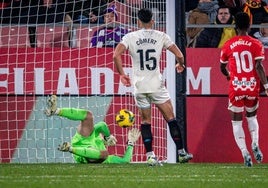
[58,108,134,164]
[71,121,107,163]
[70,121,134,164]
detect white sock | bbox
[232,120,248,156]
[246,115,259,147]
[146,151,155,158]
[178,148,186,154]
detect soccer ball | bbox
[115,109,135,128]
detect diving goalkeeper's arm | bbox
[127,128,141,146]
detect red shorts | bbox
[228,91,259,113]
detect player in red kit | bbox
[220,12,268,167]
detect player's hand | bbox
[176,63,185,73]
[104,135,117,146]
[127,128,141,146]
[120,75,131,87]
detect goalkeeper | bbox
[45,95,141,164]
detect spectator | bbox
[186,0,219,47]
[37,0,72,24]
[69,0,107,24]
[0,0,71,24]
[253,16,268,48]
[87,0,107,24]
[243,0,268,36]
[219,0,245,15]
[90,5,129,48]
[29,0,73,47]
[195,5,236,48]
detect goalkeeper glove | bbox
[127,128,141,146]
[104,135,117,146]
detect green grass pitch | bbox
[1,163,268,188]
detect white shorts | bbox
[134,87,170,109]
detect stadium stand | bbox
[0,26,30,47]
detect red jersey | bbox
[220,35,265,96]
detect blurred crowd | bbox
[1,0,267,48]
[0,0,115,25]
[186,0,268,48]
[0,0,166,48]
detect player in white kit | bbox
[113,8,193,165]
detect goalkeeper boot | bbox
[252,143,263,163]
[58,142,71,152]
[178,149,193,163]
[243,152,253,167]
[45,95,58,116]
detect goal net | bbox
[0,0,170,163]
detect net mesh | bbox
[0,0,168,163]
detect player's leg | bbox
[45,95,94,137]
[152,89,193,163]
[228,98,252,167]
[245,99,263,163]
[45,95,88,121]
[139,107,162,165]
[156,99,193,163]
[134,93,158,165]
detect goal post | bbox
[166,0,178,164]
[0,0,178,163]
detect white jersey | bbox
[121,29,174,93]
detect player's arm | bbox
[94,122,117,146]
[255,59,268,96]
[220,63,230,81]
[113,43,131,87]
[167,44,185,73]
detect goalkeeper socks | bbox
[168,119,183,149]
[141,124,153,153]
[59,108,88,121]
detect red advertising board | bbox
[1,48,268,163]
